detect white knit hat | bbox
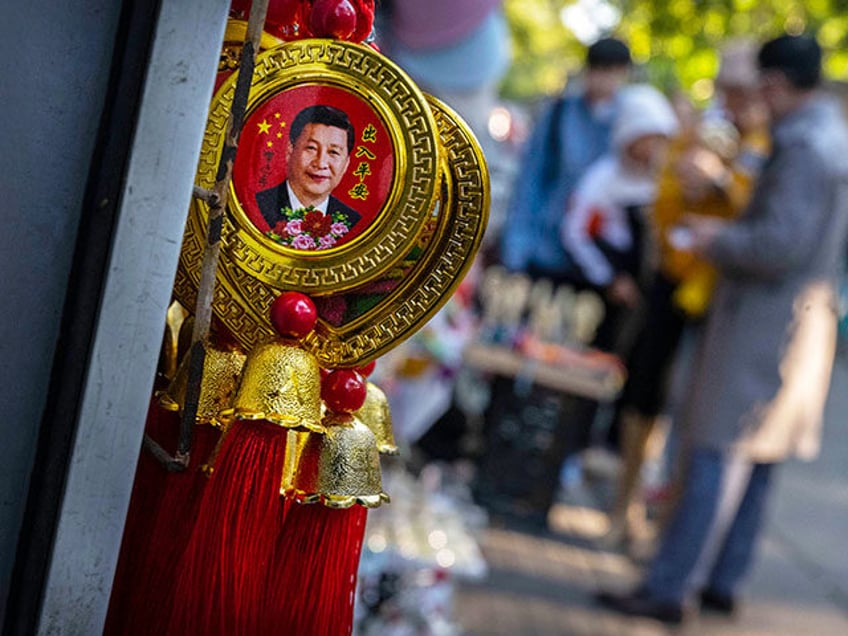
[611,84,679,150]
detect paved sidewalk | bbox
[452,357,848,635]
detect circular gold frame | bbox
[173,53,488,365]
[180,38,440,298]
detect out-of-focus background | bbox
[352,2,848,634]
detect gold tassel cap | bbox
[354,382,398,455]
[284,414,389,509]
[226,339,324,433]
[158,341,246,428]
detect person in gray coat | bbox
[597,33,848,624]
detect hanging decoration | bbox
[165,291,324,634]
[107,0,490,632]
[263,367,383,633]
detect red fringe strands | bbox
[104,396,179,634]
[164,419,291,635]
[261,503,368,635]
[110,424,222,635]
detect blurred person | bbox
[600,39,771,551]
[500,37,630,503]
[499,37,632,284]
[553,83,676,507]
[596,33,848,624]
[560,83,679,353]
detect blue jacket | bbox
[500,92,615,279]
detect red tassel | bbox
[255,369,373,634]
[263,503,368,635]
[104,396,176,634]
[118,426,222,635]
[105,398,224,635]
[164,420,291,635]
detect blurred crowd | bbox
[367,2,848,630]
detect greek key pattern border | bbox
[175,49,487,364]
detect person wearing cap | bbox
[597,38,771,554]
[499,37,633,284]
[597,32,848,624]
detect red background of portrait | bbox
[233,84,395,245]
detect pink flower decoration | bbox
[292,234,316,250]
[286,219,303,235]
[265,206,352,251]
[330,222,349,237]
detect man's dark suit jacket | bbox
[255,182,362,230]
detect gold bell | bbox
[284,414,389,509]
[354,382,398,455]
[158,340,246,428]
[226,339,324,433]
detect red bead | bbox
[308,0,357,40]
[269,291,317,339]
[321,369,367,413]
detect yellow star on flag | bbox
[257,119,271,134]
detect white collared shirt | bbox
[287,183,328,214]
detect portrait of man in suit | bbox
[256,104,362,250]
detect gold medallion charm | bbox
[174,39,488,367]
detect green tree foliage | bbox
[501,0,848,103]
